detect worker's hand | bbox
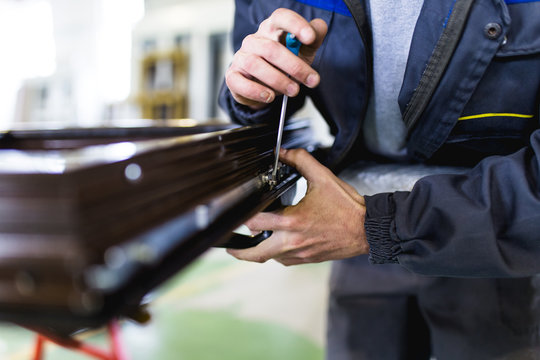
[227,149,368,266]
[225,8,328,109]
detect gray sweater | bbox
[363,0,424,160]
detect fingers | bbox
[226,37,302,101]
[240,35,317,91]
[226,230,314,265]
[225,39,311,107]
[244,211,297,232]
[224,150,369,266]
[260,8,318,45]
[225,69,275,108]
[279,148,365,204]
[226,8,327,108]
[279,148,334,184]
[300,18,328,64]
[226,231,285,263]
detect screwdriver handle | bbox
[286,33,301,56]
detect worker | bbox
[219,0,540,359]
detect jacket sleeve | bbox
[218,0,307,126]
[364,129,540,278]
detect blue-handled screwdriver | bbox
[271,33,302,184]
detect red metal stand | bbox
[32,320,127,360]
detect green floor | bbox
[0,249,330,360]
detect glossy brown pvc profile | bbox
[0,120,314,334]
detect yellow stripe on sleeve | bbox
[458,113,534,121]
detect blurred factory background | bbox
[0,0,330,358]
[0,0,231,127]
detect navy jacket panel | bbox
[219,0,540,277]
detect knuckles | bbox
[269,8,288,26]
[281,213,306,232]
[241,35,281,64]
[295,248,317,262]
[241,53,261,74]
[288,61,305,79]
[240,34,255,49]
[253,255,269,264]
[224,66,238,87]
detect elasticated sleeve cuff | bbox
[364,193,403,264]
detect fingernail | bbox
[306,73,319,88]
[286,83,298,97]
[260,91,273,103]
[280,148,288,155]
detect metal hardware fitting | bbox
[260,163,291,189]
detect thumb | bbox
[300,18,328,64]
[279,148,332,183]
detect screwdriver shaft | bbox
[272,94,288,181]
[270,33,301,184]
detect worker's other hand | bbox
[225,8,327,109]
[227,149,368,266]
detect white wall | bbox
[0,0,56,129]
[47,0,144,126]
[1,0,144,128]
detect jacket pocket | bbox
[440,1,540,162]
[441,51,540,163]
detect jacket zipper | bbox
[402,0,476,134]
[340,0,372,166]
